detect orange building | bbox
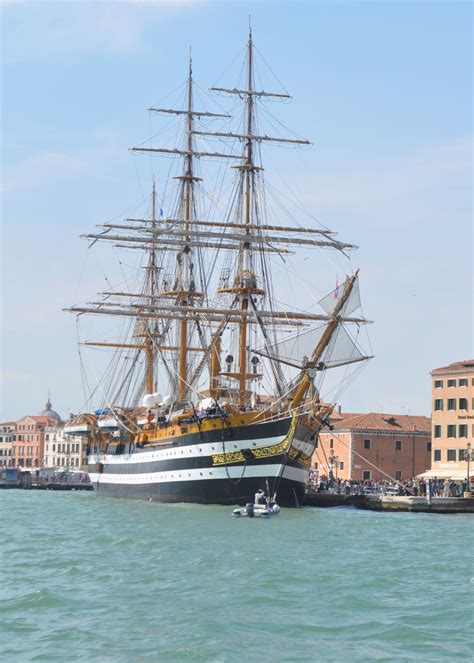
[11,397,63,468]
[426,359,474,480]
[12,415,58,468]
[314,411,431,482]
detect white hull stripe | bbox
[89,464,308,486]
[91,433,284,465]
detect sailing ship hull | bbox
[88,415,314,507]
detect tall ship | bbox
[65,28,371,506]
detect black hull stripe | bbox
[92,475,305,507]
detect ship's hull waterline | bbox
[87,415,314,507]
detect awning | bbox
[417,469,474,480]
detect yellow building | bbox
[427,359,474,481]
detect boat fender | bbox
[245,503,255,518]
[95,462,104,473]
[242,448,252,460]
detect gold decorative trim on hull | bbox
[251,437,289,459]
[211,414,298,466]
[288,447,312,467]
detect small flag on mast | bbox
[159,208,164,218]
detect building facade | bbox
[43,426,88,470]
[314,412,431,482]
[10,397,63,468]
[429,359,474,479]
[0,422,15,467]
[12,415,59,468]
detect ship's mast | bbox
[144,178,158,394]
[67,37,370,413]
[237,26,254,404]
[176,53,195,402]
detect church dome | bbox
[39,396,62,422]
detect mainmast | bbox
[176,53,195,403]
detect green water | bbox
[1,491,472,662]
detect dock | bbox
[304,491,474,513]
[0,469,93,491]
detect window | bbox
[434,399,443,411]
[364,439,371,450]
[314,463,318,469]
[395,470,402,480]
[447,449,456,461]
[329,438,334,449]
[447,425,456,438]
[52,444,55,452]
[434,380,443,388]
[395,440,402,451]
[447,399,456,411]
[459,378,468,387]
[434,449,441,461]
[459,449,466,461]
[459,424,468,438]
[339,461,344,471]
[427,442,432,452]
[459,398,468,410]
[447,379,456,388]
[434,425,441,438]
[362,470,372,480]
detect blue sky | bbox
[1,0,472,421]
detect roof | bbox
[15,415,59,425]
[330,411,431,433]
[431,360,474,376]
[38,397,62,422]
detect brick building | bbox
[314,411,431,482]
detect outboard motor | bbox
[245,502,255,518]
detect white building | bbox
[0,422,15,467]
[43,425,88,470]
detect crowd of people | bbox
[307,469,469,498]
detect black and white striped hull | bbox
[88,416,314,507]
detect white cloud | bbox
[2,148,111,192]
[1,1,196,62]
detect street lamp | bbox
[463,442,474,498]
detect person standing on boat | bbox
[255,488,267,506]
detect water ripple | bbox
[1,491,472,662]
